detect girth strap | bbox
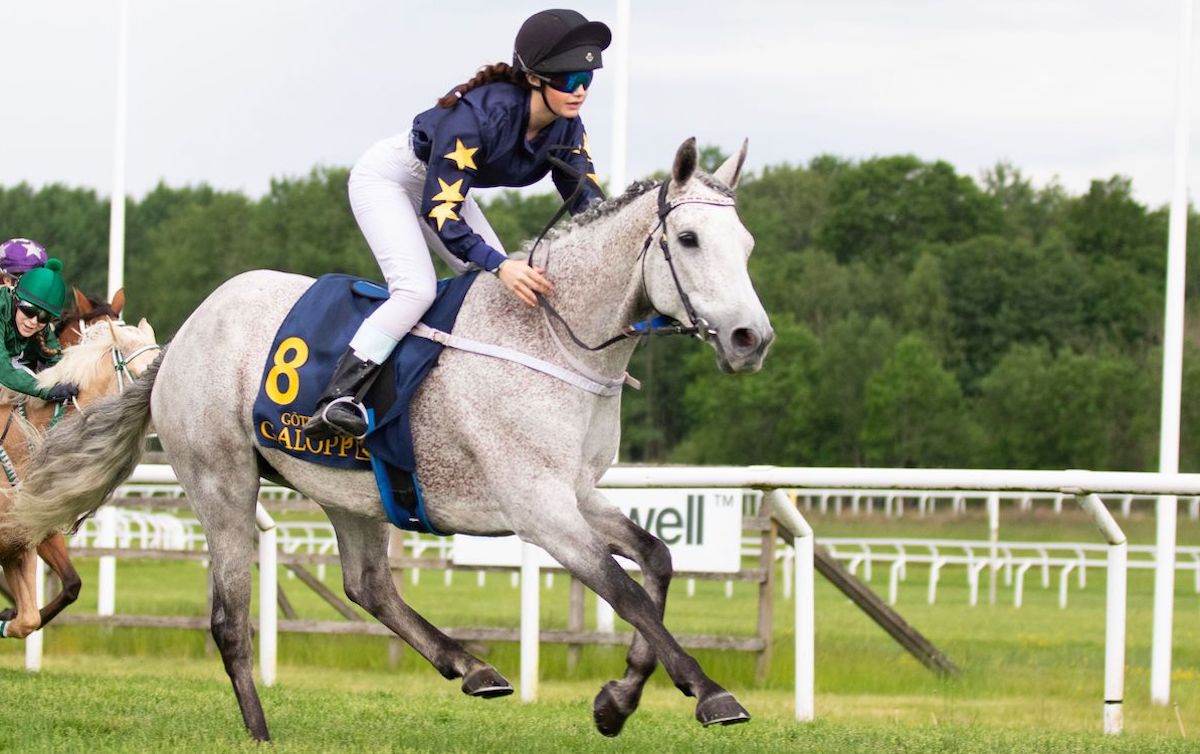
[409,323,627,397]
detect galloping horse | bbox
[8,139,773,740]
[0,318,159,638]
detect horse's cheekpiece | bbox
[251,273,478,533]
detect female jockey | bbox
[305,8,611,440]
[0,259,78,402]
[0,238,49,288]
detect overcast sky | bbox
[2,1,1197,209]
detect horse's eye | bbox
[677,231,699,248]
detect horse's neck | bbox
[534,192,660,374]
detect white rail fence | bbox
[31,463,1200,735]
[792,489,1200,520]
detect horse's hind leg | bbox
[578,490,674,736]
[29,534,81,628]
[323,509,512,697]
[521,490,749,733]
[0,549,42,639]
[180,466,270,741]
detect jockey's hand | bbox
[496,259,553,307]
[45,382,79,402]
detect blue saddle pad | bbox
[252,272,478,532]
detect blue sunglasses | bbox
[540,70,594,93]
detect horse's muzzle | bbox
[716,323,774,373]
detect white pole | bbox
[1076,494,1127,735]
[107,0,129,299]
[97,507,117,616]
[765,489,814,722]
[595,594,615,633]
[1152,0,1193,707]
[987,493,999,605]
[256,504,277,688]
[24,556,45,672]
[608,0,630,195]
[519,542,539,701]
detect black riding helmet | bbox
[513,9,612,74]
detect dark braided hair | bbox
[34,328,60,360]
[437,62,532,108]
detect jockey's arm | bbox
[417,109,506,274]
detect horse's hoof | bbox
[0,608,14,622]
[593,681,635,737]
[695,691,751,727]
[461,667,513,698]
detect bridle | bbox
[70,318,162,400]
[528,170,736,353]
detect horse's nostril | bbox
[732,328,759,352]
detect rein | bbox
[528,178,735,353]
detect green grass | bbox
[0,507,1197,751]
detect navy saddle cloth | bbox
[252,271,478,532]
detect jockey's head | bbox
[0,238,48,287]
[14,258,67,327]
[513,9,610,101]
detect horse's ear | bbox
[672,137,698,184]
[72,287,92,314]
[137,318,155,341]
[111,288,125,316]
[713,139,749,190]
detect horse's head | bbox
[641,138,773,373]
[36,317,159,407]
[57,287,126,349]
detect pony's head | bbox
[35,318,159,406]
[57,287,126,349]
[641,138,773,372]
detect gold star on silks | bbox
[587,172,601,186]
[443,139,479,171]
[428,201,460,231]
[431,177,466,204]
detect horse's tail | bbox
[4,347,166,546]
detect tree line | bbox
[2,152,1199,471]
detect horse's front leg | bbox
[0,549,42,639]
[31,533,81,627]
[521,488,749,733]
[577,490,673,736]
[323,509,512,697]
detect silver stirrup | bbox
[321,396,370,440]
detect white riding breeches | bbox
[347,130,505,362]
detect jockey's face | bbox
[14,304,43,338]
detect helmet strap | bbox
[533,83,562,121]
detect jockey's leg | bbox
[304,133,439,442]
[323,507,512,697]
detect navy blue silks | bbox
[252,272,478,533]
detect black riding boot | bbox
[302,349,381,441]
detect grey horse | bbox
[8,138,774,741]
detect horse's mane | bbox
[35,323,145,389]
[521,173,736,251]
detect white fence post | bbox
[520,541,540,701]
[1075,494,1128,736]
[765,488,814,722]
[256,504,277,688]
[97,507,117,616]
[24,555,45,672]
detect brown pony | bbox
[0,287,129,625]
[0,306,157,639]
